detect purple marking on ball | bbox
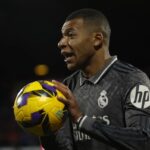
[17,93,30,108]
[42,83,56,95]
[31,112,42,124]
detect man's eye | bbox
[68,33,74,36]
[68,31,76,37]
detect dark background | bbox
[0,0,150,147]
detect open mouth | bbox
[63,52,75,62]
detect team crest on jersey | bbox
[98,90,108,108]
[130,85,150,109]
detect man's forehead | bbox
[61,18,84,33]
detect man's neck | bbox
[82,56,112,79]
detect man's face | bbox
[58,18,96,71]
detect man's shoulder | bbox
[113,60,150,85]
[114,60,140,73]
[113,60,146,76]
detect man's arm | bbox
[77,112,150,150]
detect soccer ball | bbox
[13,80,67,136]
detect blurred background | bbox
[0,0,150,149]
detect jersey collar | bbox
[79,56,118,86]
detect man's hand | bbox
[52,80,82,122]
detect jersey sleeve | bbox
[77,83,150,150]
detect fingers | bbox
[52,80,70,99]
[52,80,82,122]
[52,80,67,89]
[57,96,69,106]
[52,80,73,106]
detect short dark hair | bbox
[66,8,111,44]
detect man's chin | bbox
[66,64,78,71]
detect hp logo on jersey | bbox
[130,85,150,109]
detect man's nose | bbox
[57,37,67,49]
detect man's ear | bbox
[93,32,103,50]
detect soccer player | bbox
[40,8,150,150]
